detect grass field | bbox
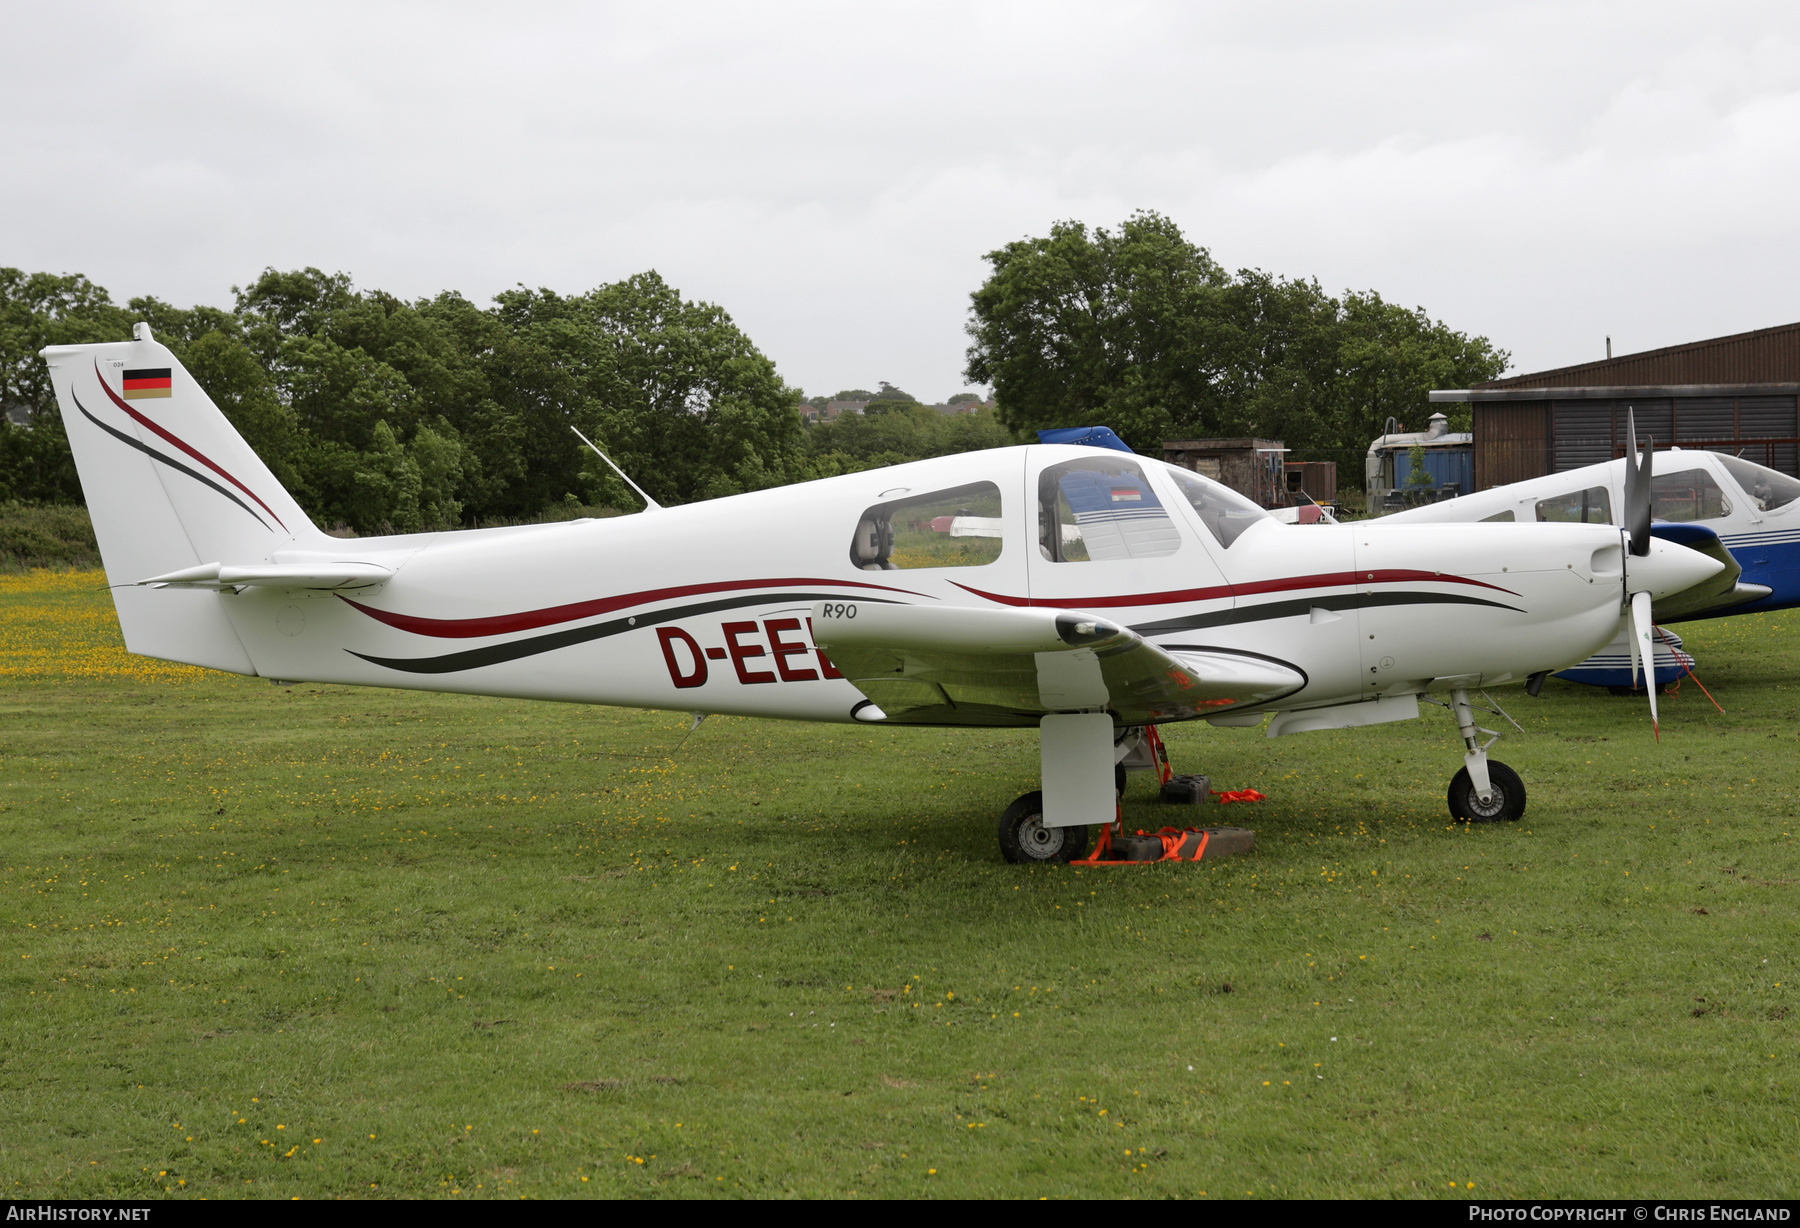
[1,570,1795,1200]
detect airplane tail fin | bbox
[40,324,328,674]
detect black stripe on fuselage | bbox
[1130,591,1522,637]
[73,388,270,530]
[348,592,900,674]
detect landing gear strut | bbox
[1445,687,1526,823]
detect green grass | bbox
[1,577,1796,1199]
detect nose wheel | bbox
[1447,760,1525,822]
[1443,687,1528,823]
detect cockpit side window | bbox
[1038,458,1184,562]
[1717,455,1800,512]
[1158,461,1269,548]
[1535,486,1611,524]
[850,482,1003,570]
[1651,469,1732,522]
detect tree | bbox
[1,264,806,533]
[0,269,133,502]
[800,400,1014,479]
[494,272,804,508]
[963,212,1507,465]
[964,211,1233,450]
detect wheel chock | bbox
[1076,825,1254,865]
[1160,773,1210,804]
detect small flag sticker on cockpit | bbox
[1109,485,1142,502]
[122,368,172,400]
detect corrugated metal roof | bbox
[1472,321,1800,389]
[1433,383,1800,402]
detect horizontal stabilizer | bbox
[138,561,393,591]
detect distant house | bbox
[3,404,32,429]
[801,397,990,423]
[801,400,868,423]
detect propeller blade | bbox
[1631,589,1659,739]
[1625,604,1642,692]
[1622,406,1653,556]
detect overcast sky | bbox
[5,2,1798,400]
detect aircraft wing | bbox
[809,601,1304,726]
[1646,524,1771,621]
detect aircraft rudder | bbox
[42,323,322,583]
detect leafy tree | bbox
[0,269,133,502]
[964,212,1232,451]
[0,264,806,533]
[964,212,1507,465]
[494,272,804,509]
[801,401,1014,479]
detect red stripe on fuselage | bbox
[340,576,928,639]
[95,361,288,532]
[952,569,1516,609]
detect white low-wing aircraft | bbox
[42,330,1726,861]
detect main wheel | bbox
[1446,761,1526,823]
[997,791,1091,864]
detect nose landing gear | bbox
[1445,687,1526,823]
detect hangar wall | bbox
[1438,321,1800,491]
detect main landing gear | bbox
[997,721,1200,863]
[1444,687,1526,823]
[997,791,1092,863]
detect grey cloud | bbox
[4,1,1798,400]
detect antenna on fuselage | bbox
[570,425,664,512]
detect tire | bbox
[1446,760,1527,823]
[997,791,1092,864]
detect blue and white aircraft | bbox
[1382,438,1796,689]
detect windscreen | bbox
[1717,455,1800,512]
[1158,461,1269,548]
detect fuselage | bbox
[213,445,1650,724]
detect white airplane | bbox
[1382,425,1790,692]
[42,329,1726,862]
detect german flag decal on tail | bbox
[121,368,172,399]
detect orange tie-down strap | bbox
[1212,788,1266,804]
[1073,824,1256,866]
